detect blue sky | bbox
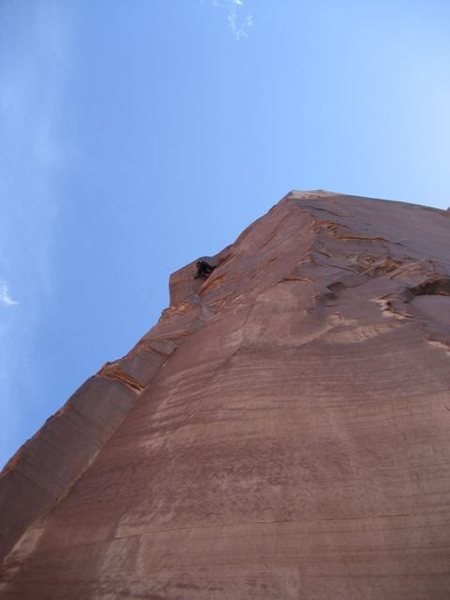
[1,0,449,467]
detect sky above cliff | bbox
[1,0,449,467]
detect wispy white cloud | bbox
[203,0,253,41]
[0,282,18,306]
[228,8,253,41]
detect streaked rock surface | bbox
[1,191,450,599]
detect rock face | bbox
[1,191,450,599]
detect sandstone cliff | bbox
[1,191,450,599]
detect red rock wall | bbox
[1,192,450,599]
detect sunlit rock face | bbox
[1,191,450,600]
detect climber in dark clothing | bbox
[195,256,219,279]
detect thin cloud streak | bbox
[203,0,253,41]
[228,9,253,41]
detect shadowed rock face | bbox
[1,191,450,599]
